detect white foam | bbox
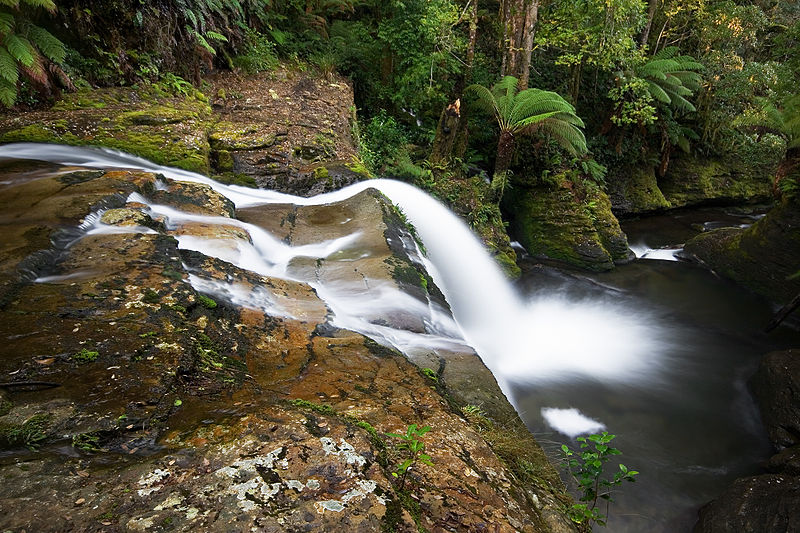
[541,407,606,438]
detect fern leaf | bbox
[204,30,228,42]
[0,77,16,107]
[0,11,14,34]
[26,24,65,63]
[20,0,56,12]
[646,81,671,104]
[19,48,46,84]
[0,45,17,83]
[4,33,33,66]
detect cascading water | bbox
[4,142,793,532]
[0,143,669,398]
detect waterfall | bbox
[0,143,668,390]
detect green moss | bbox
[508,181,616,271]
[212,171,258,188]
[0,124,81,144]
[142,289,160,304]
[214,149,234,172]
[73,348,100,363]
[196,293,217,309]
[290,398,336,415]
[72,432,102,452]
[209,122,277,150]
[660,154,772,208]
[313,166,330,179]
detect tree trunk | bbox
[430,100,463,166]
[518,1,538,89]
[494,130,516,178]
[500,0,539,83]
[639,0,660,48]
[465,0,478,84]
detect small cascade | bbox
[0,143,669,391]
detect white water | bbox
[630,243,683,261]
[541,407,606,438]
[1,143,670,414]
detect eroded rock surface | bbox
[0,165,576,532]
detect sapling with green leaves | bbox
[387,424,433,490]
[560,431,638,527]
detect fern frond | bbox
[20,0,56,12]
[646,81,671,104]
[204,30,227,42]
[0,77,16,107]
[0,11,14,34]
[464,83,499,117]
[4,33,33,66]
[19,48,46,84]
[26,24,65,63]
[0,45,17,83]
[535,118,587,155]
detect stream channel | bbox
[1,144,799,531]
[513,208,800,532]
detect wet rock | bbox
[607,165,670,215]
[507,178,633,271]
[207,71,361,196]
[684,196,800,306]
[0,164,578,532]
[766,446,800,476]
[693,474,800,533]
[660,154,774,209]
[750,349,800,450]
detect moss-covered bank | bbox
[683,195,800,305]
[0,86,214,174]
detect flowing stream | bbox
[1,143,798,531]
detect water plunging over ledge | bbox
[1,143,797,531]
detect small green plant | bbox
[1,413,50,449]
[560,432,638,527]
[387,424,433,490]
[73,348,99,363]
[420,368,438,383]
[72,432,102,452]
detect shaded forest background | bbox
[6,0,800,204]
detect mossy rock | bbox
[506,176,632,271]
[0,87,214,175]
[684,196,800,305]
[659,153,773,208]
[209,121,280,151]
[607,164,671,215]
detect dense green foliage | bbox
[1,0,797,265]
[0,0,66,106]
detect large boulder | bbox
[659,154,775,209]
[683,196,800,306]
[606,164,671,216]
[507,176,634,271]
[750,349,800,451]
[694,474,800,533]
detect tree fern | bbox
[635,47,704,114]
[465,75,587,192]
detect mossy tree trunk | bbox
[499,0,540,89]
